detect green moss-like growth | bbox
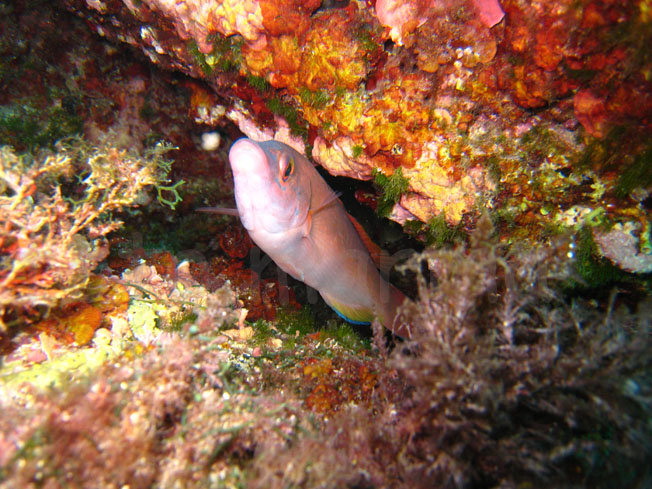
[425,214,465,247]
[169,310,198,333]
[322,322,369,352]
[188,35,243,75]
[247,75,271,93]
[208,33,243,72]
[571,226,629,289]
[351,144,364,158]
[266,97,308,139]
[403,217,464,247]
[373,167,409,217]
[615,145,652,198]
[299,87,331,109]
[354,25,380,53]
[485,155,502,187]
[187,40,213,76]
[519,124,570,162]
[0,103,83,151]
[251,319,276,345]
[275,307,317,337]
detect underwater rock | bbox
[60,0,652,238]
[594,223,652,274]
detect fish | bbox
[202,138,409,337]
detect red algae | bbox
[147,251,178,278]
[574,88,609,137]
[259,0,320,37]
[219,224,254,258]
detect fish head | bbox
[228,138,311,234]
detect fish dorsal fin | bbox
[346,213,383,266]
[196,207,240,217]
[345,214,401,276]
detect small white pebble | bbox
[201,131,221,151]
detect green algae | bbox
[519,124,570,161]
[0,103,83,151]
[403,216,464,248]
[189,34,244,76]
[615,145,652,198]
[321,322,369,353]
[187,40,213,76]
[156,178,185,210]
[276,307,318,337]
[372,167,409,218]
[351,144,364,158]
[299,87,331,109]
[425,214,465,247]
[208,33,244,72]
[186,34,244,77]
[250,307,368,354]
[571,226,629,289]
[354,25,379,53]
[484,155,502,188]
[266,97,308,139]
[247,75,271,93]
[251,319,276,346]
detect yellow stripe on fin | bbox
[323,294,375,325]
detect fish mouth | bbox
[228,138,269,178]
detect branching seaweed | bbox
[247,215,652,489]
[386,215,652,488]
[0,137,178,329]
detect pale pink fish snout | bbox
[228,138,268,177]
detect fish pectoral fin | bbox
[322,293,374,325]
[196,206,240,217]
[301,213,313,239]
[310,190,341,217]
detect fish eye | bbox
[280,157,294,182]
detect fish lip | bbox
[228,138,268,177]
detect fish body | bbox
[227,138,407,336]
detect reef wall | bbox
[58,0,652,253]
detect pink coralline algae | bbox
[122,0,267,52]
[473,0,504,28]
[374,0,431,44]
[375,0,504,44]
[594,225,652,274]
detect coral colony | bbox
[0,0,651,488]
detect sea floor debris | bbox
[0,216,650,489]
